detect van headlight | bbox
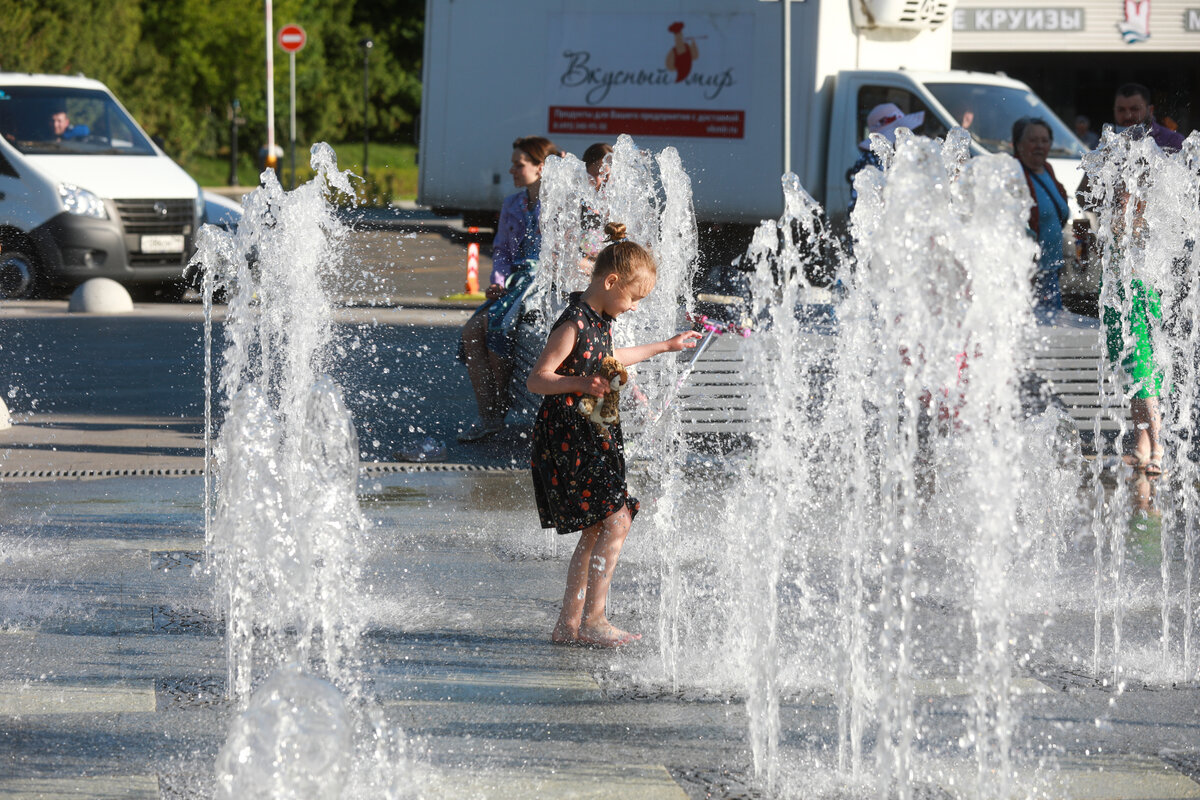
[58,184,108,219]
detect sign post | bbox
[264,1,275,174]
[278,23,307,189]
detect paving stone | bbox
[0,775,159,799]
[0,682,155,715]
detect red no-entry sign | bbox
[278,24,307,53]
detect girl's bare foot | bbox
[551,620,578,645]
[577,622,641,649]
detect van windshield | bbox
[0,86,156,156]
[925,83,1086,159]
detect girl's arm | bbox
[615,330,702,366]
[526,324,612,397]
[490,195,519,287]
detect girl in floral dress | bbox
[526,223,700,648]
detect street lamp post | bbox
[228,98,242,186]
[361,38,373,183]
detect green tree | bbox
[0,0,423,168]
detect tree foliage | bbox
[0,0,423,165]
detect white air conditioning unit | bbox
[852,0,955,31]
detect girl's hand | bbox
[485,283,506,301]
[665,330,703,352]
[579,374,610,397]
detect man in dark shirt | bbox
[1077,83,1186,205]
[1111,83,1185,153]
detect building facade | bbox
[950,0,1199,137]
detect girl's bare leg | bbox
[551,524,601,643]
[1130,396,1162,468]
[461,313,500,421]
[578,507,640,645]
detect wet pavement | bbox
[3,468,1200,799]
[2,225,1200,798]
[0,218,527,474]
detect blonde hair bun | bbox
[603,222,627,243]
[593,222,656,288]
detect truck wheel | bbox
[0,248,41,299]
[130,280,189,303]
[155,280,190,303]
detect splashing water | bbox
[832,129,1041,797]
[198,145,362,705]
[735,173,836,791]
[676,127,1068,797]
[1084,130,1200,684]
[193,146,413,797]
[215,663,353,800]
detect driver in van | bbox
[49,108,89,141]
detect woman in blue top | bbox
[1013,117,1071,311]
[458,136,560,442]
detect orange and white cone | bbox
[465,226,481,295]
[465,243,480,295]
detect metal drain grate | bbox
[669,766,766,800]
[150,605,222,636]
[1033,665,1196,693]
[1161,751,1200,785]
[157,769,216,800]
[156,676,227,711]
[0,467,205,479]
[362,463,522,473]
[0,463,523,479]
[151,551,205,572]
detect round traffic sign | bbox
[278,24,307,53]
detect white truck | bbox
[418,0,1086,284]
[0,73,205,299]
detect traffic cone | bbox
[465,226,480,295]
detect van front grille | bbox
[129,252,188,269]
[113,199,194,235]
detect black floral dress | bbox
[531,293,639,534]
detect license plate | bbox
[140,234,185,254]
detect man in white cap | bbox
[846,102,925,214]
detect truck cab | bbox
[824,69,1086,223]
[0,73,203,299]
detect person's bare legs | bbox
[487,349,514,423]
[1131,396,1163,472]
[577,507,639,646]
[551,523,601,644]
[461,313,501,423]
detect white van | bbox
[0,73,204,299]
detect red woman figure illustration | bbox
[665,21,700,83]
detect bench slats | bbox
[638,324,1134,439]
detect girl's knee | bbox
[579,524,602,546]
[603,507,632,534]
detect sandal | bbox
[456,418,504,443]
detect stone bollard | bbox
[68,278,134,314]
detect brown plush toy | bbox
[577,356,629,436]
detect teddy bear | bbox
[577,355,629,437]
